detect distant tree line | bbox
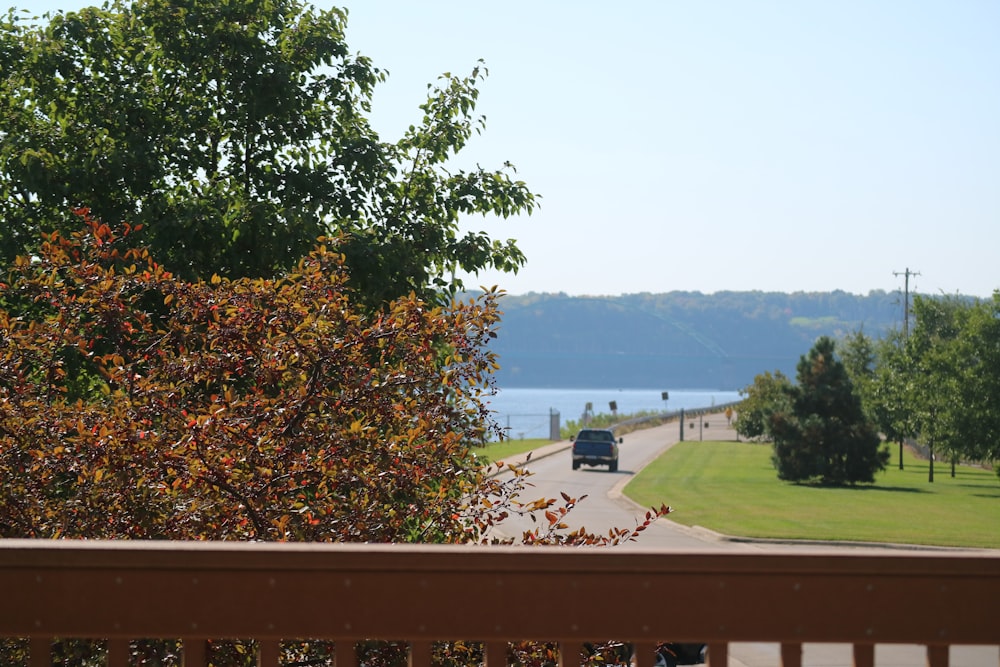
[490,290,904,389]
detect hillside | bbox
[488,290,907,390]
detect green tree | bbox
[839,328,877,415]
[905,296,966,481]
[734,369,791,441]
[959,293,1000,464]
[869,329,919,470]
[903,295,1000,481]
[770,337,888,485]
[0,0,536,306]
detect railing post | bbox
[633,641,657,667]
[485,641,508,667]
[336,640,359,667]
[557,641,583,667]
[852,643,874,667]
[29,638,50,667]
[258,639,281,667]
[182,638,208,667]
[926,644,949,667]
[107,638,130,667]
[707,642,728,667]
[780,641,802,667]
[408,640,433,667]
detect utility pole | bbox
[893,268,920,338]
[892,268,920,472]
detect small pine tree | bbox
[771,337,889,485]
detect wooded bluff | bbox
[488,290,911,390]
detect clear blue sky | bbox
[22,1,1000,297]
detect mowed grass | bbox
[625,440,1000,549]
[472,438,552,464]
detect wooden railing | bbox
[1,539,998,667]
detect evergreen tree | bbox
[771,336,889,484]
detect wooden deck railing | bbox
[1,539,998,667]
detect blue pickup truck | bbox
[570,428,621,472]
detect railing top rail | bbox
[2,540,999,645]
[2,538,998,572]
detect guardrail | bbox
[2,540,998,666]
[610,402,741,434]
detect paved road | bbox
[489,415,999,667]
[492,412,745,549]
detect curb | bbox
[488,440,572,475]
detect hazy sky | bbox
[23,1,1000,297]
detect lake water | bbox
[483,387,741,439]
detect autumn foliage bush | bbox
[0,213,508,542]
[0,215,667,664]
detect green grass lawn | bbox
[625,440,1000,549]
[472,438,552,464]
